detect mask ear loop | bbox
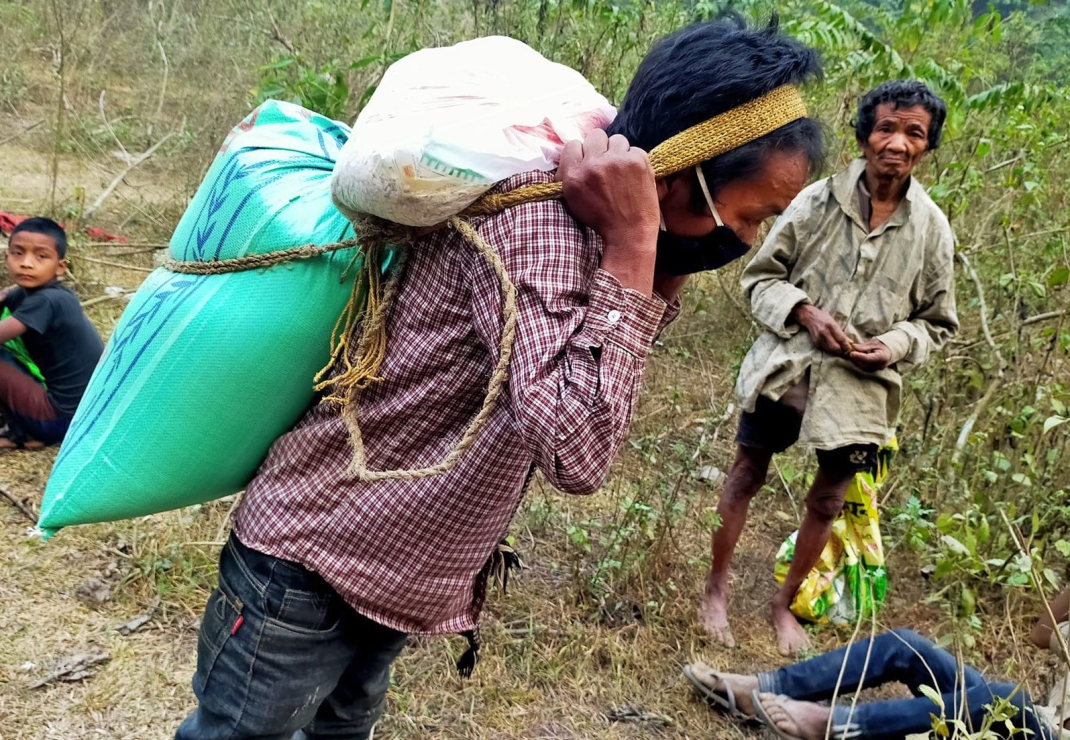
[694,165,725,227]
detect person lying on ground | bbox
[685,627,1066,740]
[0,217,103,449]
[177,16,826,740]
[700,80,960,657]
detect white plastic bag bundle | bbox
[331,36,616,227]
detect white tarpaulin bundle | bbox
[331,36,615,227]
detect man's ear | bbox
[56,258,69,278]
[656,179,670,203]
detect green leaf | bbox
[1048,268,1070,289]
[920,684,945,711]
[349,55,379,70]
[941,535,972,557]
[1044,415,1069,434]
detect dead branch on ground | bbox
[78,255,154,273]
[0,120,45,147]
[82,122,183,221]
[0,486,38,524]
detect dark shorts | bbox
[737,391,880,478]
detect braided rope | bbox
[343,216,518,481]
[460,84,806,218]
[162,239,361,274]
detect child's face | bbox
[6,232,67,289]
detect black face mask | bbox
[654,226,752,276]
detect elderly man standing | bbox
[700,80,959,657]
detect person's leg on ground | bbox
[0,349,58,447]
[701,383,805,646]
[302,613,407,739]
[770,444,877,657]
[753,630,1026,740]
[700,443,772,646]
[756,628,982,702]
[762,678,1054,740]
[176,534,404,740]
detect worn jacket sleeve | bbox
[876,222,959,373]
[741,206,811,337]
[470,202,666,495]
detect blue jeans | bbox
[177,534,408,740]
[758,628,1053,740]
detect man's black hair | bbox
[9,216,68,259]
[606,14,824,208]
[854,79,947,151]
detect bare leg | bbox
[700,445,772,647]
[770,466,852,657]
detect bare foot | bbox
[771,602,811,657]
[686,661,758,716]
[0,437,43,450]
[757,692,831,740]
[699,585,735,648]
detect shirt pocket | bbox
[852,274,908,338]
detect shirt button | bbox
[606,310,622,325]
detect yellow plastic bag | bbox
[774,440,896,625]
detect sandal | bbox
[751,691,805,740]
[683,663,756,722]
[751,690,861,740]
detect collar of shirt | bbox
[832,158,921,235]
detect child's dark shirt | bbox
[5,282,104,414]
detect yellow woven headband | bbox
[647,84,808,178]
[462,84,808,218]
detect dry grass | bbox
[0,101,1065,740]
[0,272,1061,739]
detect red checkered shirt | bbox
[233,171,678,635]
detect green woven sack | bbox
[40,101,376,536]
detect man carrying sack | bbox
[177,17,824,740]
[700,80,959,658]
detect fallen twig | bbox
[0,119,45,147]
[78,255,154,273]
[83,124,182,221]
[29,650,111,689]
[82,242,169,249]
[267,13,297,54]
[115,596,161,636]
[0,486,38,524]
[80,290,134,309]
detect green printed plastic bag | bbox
[1,307,45,384]
[774,440,896,625]
[40,100,375,536]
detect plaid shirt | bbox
[234,171,677,635]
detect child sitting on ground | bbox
[0,217,104,448]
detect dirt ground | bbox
[0,123,1064,740]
